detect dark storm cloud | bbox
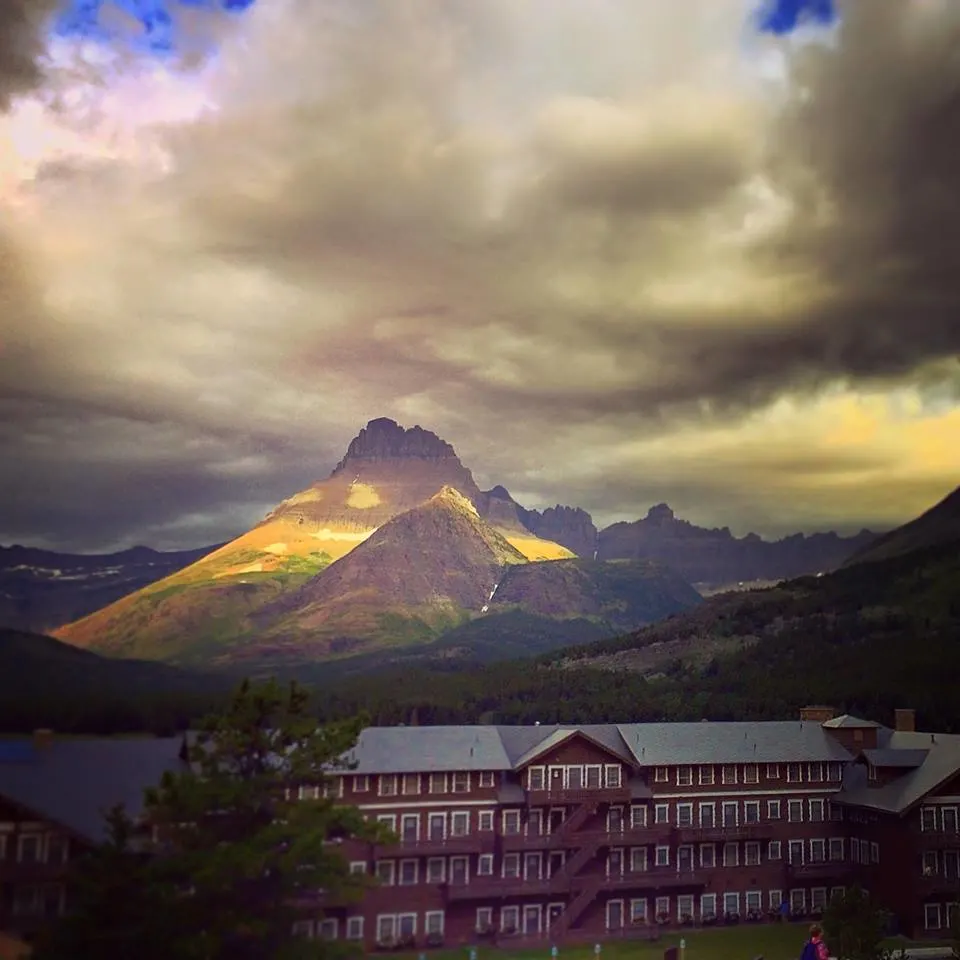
[0,0,61,108]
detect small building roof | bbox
[822,714,883,729]
[0,736,189,844]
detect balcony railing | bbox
[445,876,555,901]
[675,823,766,843]
[580,867,708,892]
[527,786,632,805]
[915,827,960,849]
[787,860,854,880]
[373,834,496,857]
[917,872,960,895]
[500,824,674,852]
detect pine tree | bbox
[35,679,382,960]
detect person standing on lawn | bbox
[800,923,830,960]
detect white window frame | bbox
[319,918,338,940]
[478,771,495,788]
[605,899,625,930]
[655,896,671,920]
[501,905,520,932]
[450,810,470,837]
[376,860,396,885]
[677,766,693,786]
[925,903,942,931]
[700,843,716,868]
[743,764,759,784]
[527,766,546,791]
[655,845,670,867]
[346,917,364,940]
[376,915,396,943]
[769,889,783,910]
[349,860,367,875]
[745,890,763,914]
[398,859,418,886]
[810,838,826,863]
[723,842,739,867]
[790,888,807,913]
[809,798,825,822]
[699,802,716,827]
[655,803,670,824]
[766,763,780,779]
[768,799,782,820]
[401,773,420,795]
[676,802,694,828]
[376,814,397,832]
[502,810,521,835]
[427,812,446,840]
[699,765,715,785]
[630,805,647,828]
[745,841,761,866]
[654,766,669,782]
[379,774,398,797]
[700,893,717,919]
[744,800,760,823]
[429,772,448,794]
[630,846,648,872]
[630,898,648,922]
[808,762,824,783]
[786,763,802,783]
[478,810,494,831]
[397,914,417,939]
[829,837,845,861]
[870,841,880,864]
[449,855,469,885]
[768,840,782,860]
[605,764,622,788]
[425,911,445,937]
[788,799,804,822]
[400,813,419,841]
[452,772,471,794]
[677,894,695,922]
[476,907,493,933]
[721,800,739,827]
[426,857,445,883]
[723,892,740,916]
[721,765,738,785]
[353,774,369,792]
[811,887,828,912]
[502,853,521,879]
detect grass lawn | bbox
[390,924,952,960]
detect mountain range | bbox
[3,417,877,671]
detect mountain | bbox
[597,502,878,589]
[313,489,960,732]
[0,543,223,634]
[842,484,960,567]
[0,627,228,732]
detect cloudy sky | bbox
[1,0,958,552]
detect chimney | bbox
[800,705,836,724]
[33,728,54,750]
[894,709,915,733]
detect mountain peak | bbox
[430,485,480,518]
[331,418,460,475]
[645,503,676,523]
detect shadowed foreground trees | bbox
[32,679,379,960]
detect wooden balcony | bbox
[527,786,632,805]
[917,873,960,896]
[445,876,556,901]
[675,823,766,843]
[582,868,708,893]
[500,824,673,852]
[373,834,496,858]
[915,829,960,850]
[787,860,855,881]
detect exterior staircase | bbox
[552,877,600,938]
[558,802,598,837]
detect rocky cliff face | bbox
[597,504,878,586]
[524,505,598,558]
[331,417,463,472]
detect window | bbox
[766,763,780,778]
[655,846,670,867]
[677,766,693,786]
[607,849,623,876]
[829,801,844,822]
[501,905,519,932]
[700,893,717,919]
[943,807,958,833]
[379,774,398,797]
[292,920,314,938]
[346,917,364,940]
[925,904,942,931]
[376,861,395,885]
[723,892,740,916]
[630,899,648,922]
[811,888,828,911]
[722,765,738,785]
[655,767,669,782]
[319,918,338,939]
[677,895,694,921]
[655,897,670,920]
[870,842,880,864]
[831,886,846,903]
[18,834,41,864]
[426,858,445,883]
[502,853,521,878]
[398,860,418,885]
[700,844,716,868]
[398,915,416,939]
[478,854,494,876]
[699,802,716,827]
[744,801,760,823]
[786,763,802,783]
[402,773,420,795]
[605,764,622,788]
[677,803,694,827]
[768,841,782,860]
[449,856,468,885]
[502,810,521,835]
[829,838,845,861]
[528,766,545,791]
[790,889,806,913]
[353,774,369,792]
[808,762,824,782]
[655,803,670,824]
[745,842,761,866]
[630,847,647,872]
[607,807,624,833]
[350,860,367,874]
[945,850,960,879]
[400,814,419,842]
[46,835,68,864]
[769,889,783,910]
[699,765,715,785]
[476,907,493,933]
[630,805,647,828]
[745,891,762,914]
[788,800,804,823]
[827,762,842,781]
[425,912,444,937]
[809,799,825,822]
[452,772,470,793]
[723,842,738,867]
[298,784,319,801]
[810,839,826,864]
[478,771,495,788]
[376,916,396,943]
[768,799,782,820]
[427,813,445,840]
[744,764,759,784]
[450,811,469,837]
[527,809,543,836]
[859,839,869,863]
[585,765,602,788]
[921,807,937,831]
[479,810,494,831]
[376,814,397,832]
[721,801,738,827]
